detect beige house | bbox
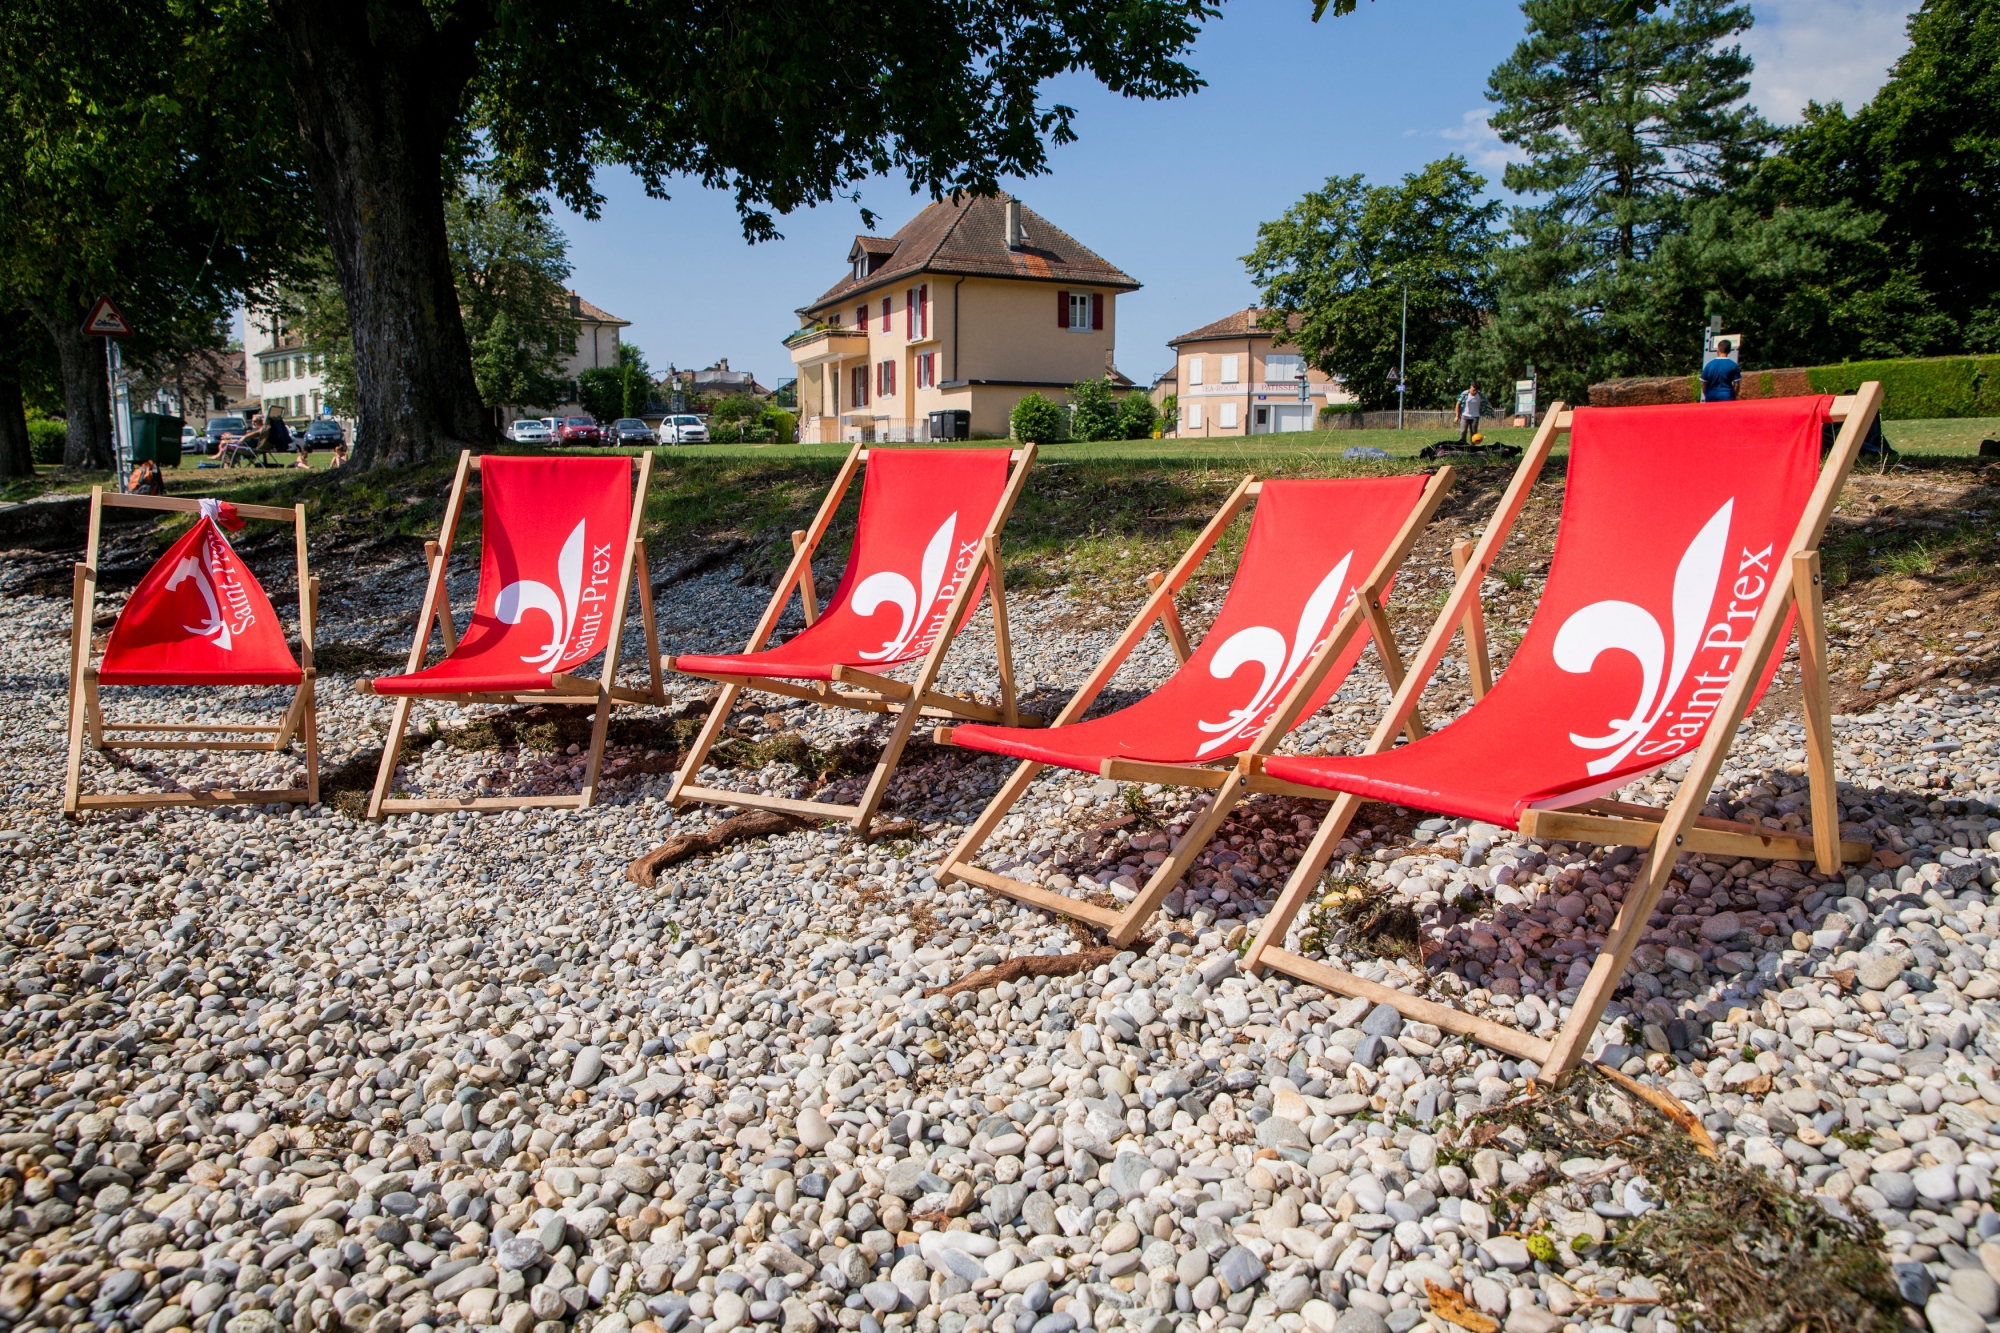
[1167,309,1352,437]
[787,194,1139,442]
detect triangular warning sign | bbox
[81,296,133,337]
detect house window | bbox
[881,297,892,333]
[852,365,869,408]
[1185,403,1202,428]
[918,284,928,338]
[1220,355,1240,384]
[1220,402,1238,428]
[916,352,936,389]
[1187,357,1203,387]
[877,359,895,397]
[1265,353,1302,383]
[1069,292,1092,331]
[857,304,868,331]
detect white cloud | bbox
[1741,0,1920,123]
[1439,107,1523,182]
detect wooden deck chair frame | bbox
[667,442,1037,838]
[931,467,1457,946]
[1239,385,1885,1076]
[64,490,320,814]
[363,450,662,817]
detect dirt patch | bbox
[312,642,412,676]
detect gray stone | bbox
[1021,1189,1058,1236]
[1481,1237,1531,1272]
[1895,1261,1936,1305]
[987,1182,1027,1227]
[496,1236,546,1271]
[1255,1116,1307,1149]
[1858,952,1909,991]
[1872,1171,1918,1209]
[1213,1246,1265,1294]
[1269,1275,1313,1313]
[570,1045,604,1088]
[1359,1004,1403,1038]
[1925,1292,1985,1333]
[860,1282,902,1313]
[1106,1151,1150,1199]
[1351,1034,1387,1069]
[1333,1311,1390,1333]
[1176,1251,1209,1287]
[1949,1268,2000,1318]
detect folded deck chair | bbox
[65,492,319,813]
[363,451,660,816]
[933,470,1456,944]
[1240,387,1885,1077]
[667,443,1036,837]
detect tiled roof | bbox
[571,293,629,327]
[1168,308,1303,346]
[805,193,1137,314]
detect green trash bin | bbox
[131,412,185,468]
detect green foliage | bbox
[1245,157,1499,410]
[575,368,624,423]
[1156,394,1178,434]
[450,189,577,410]
[1115,392,1160,440]
[710,393,763,425]
[765,409,798,443]
[1010,392,1069,444]
[1803,355,2000,419]
[1068,376,1123,442]
[27,414,63,465]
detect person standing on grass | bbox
[1702,339,1742,402]
[1456,382,1486,442]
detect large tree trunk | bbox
[265,0,494,469]
[30,305,114,471]
[0,375,30,479]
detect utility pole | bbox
[1396,279,1408,431]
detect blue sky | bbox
[554,0,1922,392]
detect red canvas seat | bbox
[934,471,1455,946]
[99,505,302,687]
[372,456,637,696]
[951,476,1433,773]
[1260,400,1821,820]
[1238,390,1886,1079]
[66,492,320,814]
[665,444,1034,837]
[672,448,1012,682]
[363,451,660,817]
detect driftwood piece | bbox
[1593,1061,1719,1158]
[925,947,1117,998]
[626,810,808,886]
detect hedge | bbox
[28,417,64,465]
[1593,355,2000,418]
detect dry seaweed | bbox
[1465,1065,1900,1333]
[1298,876,1424,962]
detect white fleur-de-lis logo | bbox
[853,513,957,662]
[1194,552,1354,757]
[496,520,586,670]
[1552,500,1733,775]
[166,554,231,650]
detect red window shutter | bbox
[905,289,913,339]
[1092,293,1104,330]
[887,360,896,396]
[881,297,891,333]
[1057,290,1070,329]
[857,304,867,330]
[918,285,928,338]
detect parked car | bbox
[659,414,709,444]
[509,418,552,444]
[181,425,200,451]
[302,419,345,449]
[611,417,655,446]
[556,417,603,445]
[204,415,247,450]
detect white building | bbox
[244,311,337,427]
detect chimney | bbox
[1005,198,1023,250]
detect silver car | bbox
[510,418,552,443]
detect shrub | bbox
[1010,392,1068,443]
[1157,394,1178,434]
[1115,392,1159,439]
[764,409,797,443]
[1319,403,1362,423]
[1067,376,1121,442]
[27,415,64,465]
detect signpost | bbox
[82,297,135,490]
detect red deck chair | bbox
[667,443,1036,836]
[932,470,1456,944]
[1240,389,1885,1076]
[65,492,319,813]
[363,451,660,817]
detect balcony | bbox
[786,326,868,367]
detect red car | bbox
[556,416,603,445]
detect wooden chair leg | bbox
[853,692,928,837]
[1792,551,1842,875]
[62,674,89,816]
[636,542,665,705]
[304,677,321,805]
[367,696,417,820]
[1111,770,1248,947]
[939,758,1045,887]
[1244,790,1367,975]
[1543,834,1684,1075]
[986,537,1020,728]
[669,684,740,806]
[1360,599,1427,742]
[579,689,615,809]
[83,676,104,749]
[1450,539,1493,700]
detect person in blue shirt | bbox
[1701,339,1742,402]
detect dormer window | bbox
[853,257,867,281]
